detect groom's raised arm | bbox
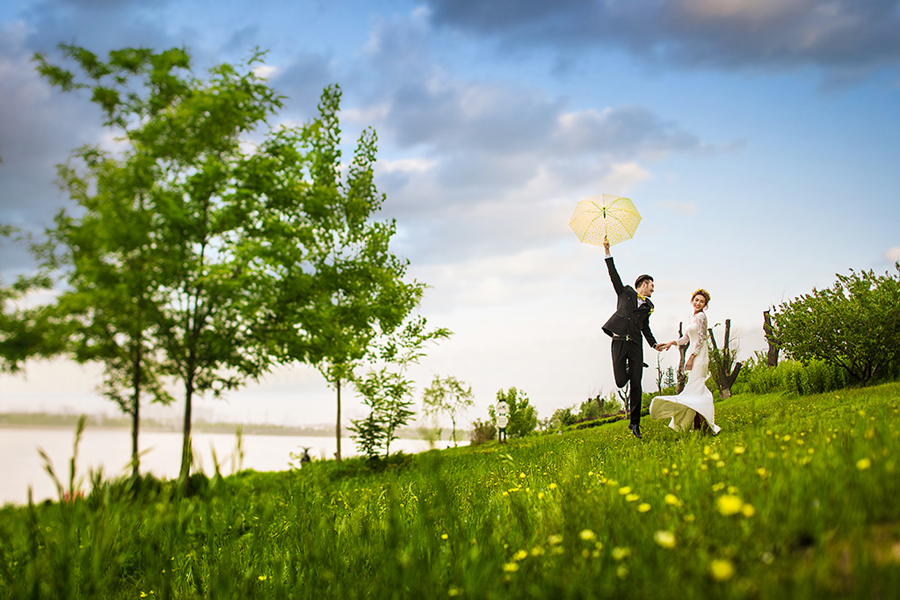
[603,238,624,295]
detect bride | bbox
[650,289,721,434]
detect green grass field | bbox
[2,383,899,599]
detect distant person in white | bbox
[650,289,721,434]
[496,400,509,443]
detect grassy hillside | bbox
[1,383,899,599]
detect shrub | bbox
[469,419,496,446]
[771,263,900,384]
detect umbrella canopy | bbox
[569,194,642,246]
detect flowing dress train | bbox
[650,311,721,434]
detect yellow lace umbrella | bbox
[568,194,642,246]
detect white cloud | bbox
[599,162,654,193]
[252,64,279,80]
[654,199,698,215]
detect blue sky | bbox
[1,0,899,429]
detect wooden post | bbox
[676,321,687,394]
[763,309,779,367]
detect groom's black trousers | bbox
[611,338,644,426]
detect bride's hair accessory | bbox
[692,288,711,305]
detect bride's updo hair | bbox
[692,288,711,306]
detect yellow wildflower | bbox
[716,494,744,516]
[514,549,528,561]
[857,458,872,470]
[548,534,563,545]
[733,446,745,454]
[503,562,519,573]
[741,504,756,518]
[618,486,632,495]
[611,547,631,561]
[580,529,596,541]
[441,533,448,540]
[549,483,558,490]
[709,559,735,581]
[258,575,267,582]
[653,530,676,549]
[626,493,639,502]
[638,503,651,513]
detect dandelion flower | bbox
[531,546,545,557]
[611,547,631,561]
[548,534,563,545]
[549,483,558,490]
[756,467,768,477]
[664,494,681,506]
[503,562,519,573]
[258,575,267,582]
[653,530,676,549]
[626,493,639,502]
[519,472,526,479]
[618,486,632,495]
[580,529,596,541]
[716,494,744,516]
[638,503,651,513]
[514,549,528,561]
[857,458,872,470]
[449,587,463,597]
[741,504,756,518]
[733,446,745,454]
[709,559,735,581]
[441,533,448,540]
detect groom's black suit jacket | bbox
[601,256,658,348]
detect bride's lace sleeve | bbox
[692,312,708,357]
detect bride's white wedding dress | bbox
[650,310,721,434]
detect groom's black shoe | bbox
[629,423,643,439]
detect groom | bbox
[602,238,663,439]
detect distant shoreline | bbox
[0,412,455,440]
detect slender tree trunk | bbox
[180,377,194,482]
[335,378,342,462]
[130,343,142,479]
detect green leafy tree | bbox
[254,85,443,461]
[421,375,474,447]
[350,369,415,459]
[36,45,284,482]
[771,264,900,384]
[0,227,62,374]
[489,387,538,439]
[350,316,450,459]
[33,148,176,478]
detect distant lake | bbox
[1,426,463,507]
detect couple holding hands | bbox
[601,238,720,439]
